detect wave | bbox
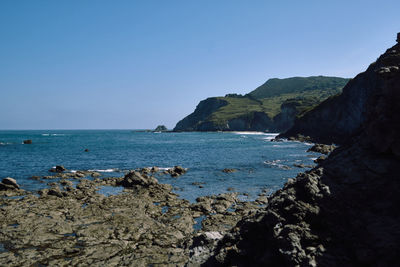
[232,132,278,136]
[0,142,13,145]
[88,169,119,173]
[264,160,291,170]
[41,134,66,136]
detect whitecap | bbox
[232,131,278,136]
[88,169,117,173]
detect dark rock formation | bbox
[119,171,158,187]
[279,36,400,144]
[23,139,32,144]
[154,125,168,131]
[202,33,400,267]
[1,177,20,189]
[49,165,67,173]
[307,144,336,155]
[0,177,20,191]
[168,166,187,177]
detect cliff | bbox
[174,77,348,132]
[279,43,400,144]
[201,34,400,266]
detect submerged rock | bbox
[222,168,237,173]
[23,139,32,144]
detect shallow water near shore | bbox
[0,130,317,202]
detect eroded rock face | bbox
[203,34,400,267]
[279,36,400,144]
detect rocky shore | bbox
[0,167,270,266]
[198,34,400,266]
[2,34,399,267]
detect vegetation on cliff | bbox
[174,76,349,132]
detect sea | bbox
[0,130,319,202]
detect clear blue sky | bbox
[1,0,399,129]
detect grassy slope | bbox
[207,89,343,126]
[248,76,349,99]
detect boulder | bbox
[169,166,187,177]
[119,171,158,187]
[2,177,20,189]
[48,188,64,198]
[49,165,67,173]
[150,166,160,173]
[23,139,32,144]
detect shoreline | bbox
[0,167,270,265]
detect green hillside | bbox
[207,89,342,127]
[247,76,349,99]
[174,76,350,132]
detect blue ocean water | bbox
[0,130,318,202]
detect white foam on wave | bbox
[232,131,278,135]
[41,133,66,136]
[88,169,117,173]
[0,142,12,145]
[158,167,171,171]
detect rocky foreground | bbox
[1,35,400,267]
[0,167,269,266]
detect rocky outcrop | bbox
[49,165,67,173]
[202,33,400,266]
[279,40,400,144]
[174,98,228,131]
[307,144,336,155]
[0,177,20,191]
[23,139,32,144]
[154,125,168,131]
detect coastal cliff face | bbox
[279,43,400,144]
[174,98,228,131]
[174,77,348,132]
[202,35,400,266]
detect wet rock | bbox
[49,165,67,173]
[2,177,20,189]
[23,139,32,144]
[222,168,237,173]
[307,144,336,155]
[150,166,159,173]
[288,134,312,142]
[293,163,314,168]
[314,156,326,163]
[168,166,187,177]
[48,188,65,198]
[119,171,158,187]
[84,148,89,152]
